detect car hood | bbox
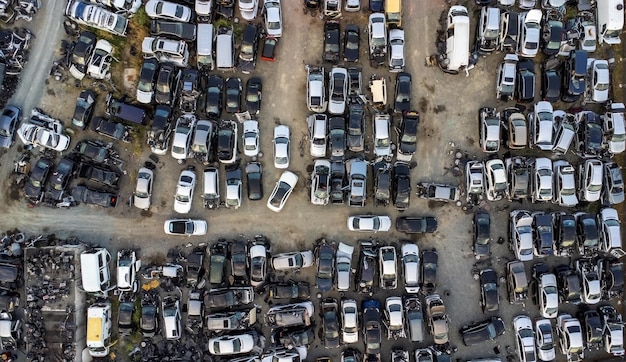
[134,194,151,210]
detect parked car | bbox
[421,249,438,294]
[541,59,561,102]
[136,59,159,104]
[401,244,419,294]
[425,294,449,345]
[479,107,500,153]
[263,0,282,37]
[578,159,603,202]
[269,281,310,300]
[229,241,248,284]
[396,216,437,234]
[388,29,405,72]
[69,31,96,80]
[367,13,386,66]
[335,242,354,292]
[322,298,340,348]
[272,250,314,271]
[24,158,54,203]
[17,123,70,152]
[513,315,536,362]
[239,24,259,74]
[208,242,227,285]
[71,186,118,208]
[87,39,113,80]
[552,160,577,207]
[273,125,290,169]
[225,77,242,113]
[347,104,365,152]
[555,264,582,305]
[140,292,159,337]
[576,212,600,256]
[479,268,499,312]
[323,21,340,64]
[150,20,196,41]
[510,210,534,262]
[518,9,541,57]
[588,59,610,103]
[216,120,238,164]
[267,170,297,211]
[603,102,625,155]
[397,111,418,160]
[373,113,391,157]
[245,162,263,201]
[145,0,192,21]
[344,25,360,62]
[529,101,554,150]
[599,208,625,258]
[316,243,335,292]
[90,117,130,142]
[507,260,529,304]
[329,117,346,161]
[341,299,359,344]
[379,246,397,290]
[306,66,326,113]
[171,114,196,160]
[47,157,77,201]
[516,59,535,103]
[72,90,96,129]
[249,242,268,287]
[485,159,508,201]
[562,50,587,102]
[362,299,382,355]
[163,219,207,236]
[328,67,348,115]
[266,302,314,329]
[496,54,518,101]
[348,215,391,232]
[208,332,256,356]
[473,211,491,259]
[245,77,262,114]
[459,316,506,346]
[535,318,556,361]
[206,287,254,309]
[78,162,120,188]
[556,314,584,361]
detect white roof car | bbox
[599,208,623,257]
[379,245,397,290]
[311,159,331,206]
[271,250,314,271]
[242,120,259,157]
[485,159,508,201]
[238,0,258,21]
[174,169,196,214]
[145,0,192,22]
[209,333,255,355]
[538,273,558,318]
[328,67,348,115]
[336,242,354,292]
[87,39,113,80]
[171,114,196,160]
[496,54,518,101]
[385,297,405,339]
[163,219,207,236]
[529,101,554,150]
[225,167,242,209]
[557,314,584,360]
[604,103,625,154]
[17,123,70,152]
[532,157,553,203]
[273,125,290,169]
[518,0,536,9]
[368,13,387,55]
[267,170,298,212]
[589,59,610,103]
[402,243,420,294]
[552,111,575,154]
[513,315,536,362]
[510,210,534,262]
[142,36,189,67]
[388,29,405,72]
[134,167,154,210]
[261,347,307,362]
[345,0,360,11]
[264,0,282,38]
[308,114,327,157]
[507,111,527,149]
[552,160,577,207]
[347,215,391,232]
[579,159,603,202]
[250,244,267,287]
[518,9,541,57]
[373,113,391,157]
[535,318,556,362]
[575,259,601,304]
[65,0,128,36]
[341,299,359,344]
[162,297,182,340]
[307,66,326,113]
[466,160,485,198]
[117,249,139,293]
[479,107,500,153]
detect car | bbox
[541,59,561,102]
[335,242,354,292]
[542,16,564,56]
[485,159,508,201]
[117,301,134,336]
[534,268,558,318]
[116,249,139,293]
[141,36,189,67]
[17,123,70,152]
[379,246,397,290]
[535,318,556,361]
[185,246,205,286]
[261,347,307,362]
[46,157,77,201]
[0,105,20,149]
[346,104,365,152]
[145,0,191,21]
[556,314,584,361]
[496,54,518,101]
[347,215,391,232]
[245,162,263,201]
[306,66,326,113]
[72,90,96,129]
[205,75,224,118]
[555,264,582,304]
[310,159,331,206]
[273,125,290,169]
[263,0,282,37]
[328,67,348,115]
[589,59,610,103]
[362,299,382,355]
[466,160,486,203]
[66,0,128,36]
[272,327,315,348]
[396,111,418,160]
[329,117,346,161]
[225,77,242,113]
[171,114,196,160]
[506,260,529,305]
[77,162,120,188]
[384,297,405,340]
[477,6,501,53]
[582,309,603,350]
[578,159,603,202]
[341,299,359,344]
[416,182,460,203]
[421,249,438,294]
[531,158,553,203]
[598,305,625,356]
[575,110,603,158]
[460,316,506,346]
[603,102,625,155]
[532,213,554,258]
[87,39,113,80]
[562,50,587,102]
[190,120,215,163]
[372,161,391,207]
[356,241,377,295]
[396,216,437,234]
[344,0,360,11]
[518,9,541,57]
[229,241,248,285]
[373,113,391,157]
[174,169,196,214]
[388,29,405,72]
[239,0,258,20]
[247,242,268,288]
[266,301,314,329]
[513,315,536,362]
[71,186,118,207]
[266,170,298,212]
[90,117,130,142]
[510,210,534,262]
[401,244,420,294]
[321,298,340,348]
[516,59,535,103]
[131,167,154,211]
[479,268,499,313]
[217,120,238,164]
[269,281,310,300]
[323,21,340,64]
[179,69,202,111]
[368,13,386,66]
[24,158,54,203]
[603,162,624,205]
[154,63,181,106]
[473,211,491,259]
[425,294,449,345]
[344,25,360,62]
[245,77,262,115]
[504,156,529,201]
[206,287,255,310]
[272,250,313,271]
[150,20,196,41]
[576,212,600,256]
[208,242,227,286]
[140,292,159,337]
[73,140,111,164]
[551,161,577,207]
[393,72,411,114]
[392,162,411,211]
[208,332,256,356]
[69,31,96,80]
[599,208,624,258]
[225,166,243,209]
[479,107,500,153]
[163,219,207,236]
[242,120,259,157]
[528,101,554,150]
[136,58,159,104]
[575,258,601,304]
[552,111,576,155]
[316,243,335,292]
[261,36,278,62]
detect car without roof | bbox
[582,309,603,350]
[78,162,120,188]
[272,327,315,348]
[497,54,518,102]
[401,243,419,293]
[323,21,340,64]
[356,241,376,295]
[379,245,397,290]
[477,6,501,53]
[191,120,215,164]
[69,31,96,80]
[598,305,625,356]
[575,110,603,158]
[24,158,54,203]
[148,105,172,155]
[87,39,113,80]
[186,246,205,286]
[466,160,485,203]
[555,264,582,305]
[541,59,561,102]
[179,68,201,114]
[116,249,139,293]
[562,50,587,102]
[575,258,601,304]
[575,212,600,256]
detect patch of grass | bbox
[132,8,151,29]
[214,17,233,29]
[129,125,147,158]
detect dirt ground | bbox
[0,0,625,361]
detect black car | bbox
[118,301,135,336]
[205,75,224,118]
[323,21,340,64]
[71,185,118,207]
[322,298,340,348]
[245,162,263,201]
[369,0,382,11]
[225,77,242,113]
[541,18,564,56]
[420,249,438,294]
[155,63,180,105]
[245,77,262,115]
[269,281,310,300]
[209,242,227,286]
[72,89,96,129]
[347,104,365,152]
[581,309,603,349]
[137,58,159,104]
[70,31,96,77]
[47,157,77,201]
[392,161,411,211]
[398,111,418,158]
[533,213,554,257]
[77,162,120,188]
[473,210,491,258]
[239,23,259,74]
[272,327,315,348]
[356,242,377,294]
[150,20,196,41]
[601,258,624,299]
[217,120,236,163]
[576,213,599,255]
[330,161,346,204]
[362,299,382,355]
[74,140,110,164]
[344,24,360,62]
[24,158,54,202]
[329,116,346,161]
[554,212,576,255]
[541,59,561,102]
[459,316,506,346]
[261,36,278,61]
[516,59,535,103]
[373,161,391,207]
[554,264,582,305]
[140,292,159,337]
[316,243,335,292]
[179,68,201,113]
[90,117,130,142]
[395,216,437,234]
[186,246,206,286]
[230,241,249,285]
[576,111,603,158]
[394,72,411,113]
[479,268,499,313]
[148,105,172,154]
[562,50,587,102]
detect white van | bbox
[596,0,624,45]
[202,166,220,209]
[81,248,112,293]
[197,23,214,71]
[216,26,235,71]
[87,303,112,357]
[440,5,470,74]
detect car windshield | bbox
[246,92,259,102]
[346,33,358,49]
[270,183,289,207]
[375,136,389,148]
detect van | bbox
[440,5,470,74]
[385,0,402,28]
[106,94,147,125]
[196,23,214,71]
[87,303,112,357]
[202,166,220,209]
[81,248,112,293]
[596,0,624,45]
[216,25,235,71]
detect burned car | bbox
[356,240,377,295]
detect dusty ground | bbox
[0,0,624,361]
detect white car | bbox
[534,318,556,362]
[479,107,500,153]
[466,160,485,200]
[174,169,196,214]
[388,29,405,72]
[336,242,354,292]
[262,347,307,362]
[271,250,314,271]
[142,37,189,67]
[308,114,327,157]
[513,315,536,362]
[485,159,508,201]
[385,297,405,339]
[368,13,387,59]
[599,208,624,257]
[518,0,536,9]
[117,249,140,293]
[163,219,207,236]
[496,54,518,101]
[145,0,192,22]
[510,210,534,262]
[518,9,541,57]
[136,59,158,104]
[162,297,182,340]
[401,243,420,294]
[264,0,282,38]
[575,258,601,304]
[529,101,554,150]
[171,115,196,160]
[133,167,154,210]
[225,167,242,209]
[17,123,70,152]
[604,102,625,154]
[379,245,397,290]
[208,333,255,356]
[373,113,391,157]
[531,157,553,203]
[267,170,298,212]
[65,0,128,36]
[273,125,290,169]
[556,314,584,361]
[311,159,331,205]
[345,0,360,11]
[250,244,268,287]
[578,159,603,202]
[242,120,259,157]
[347,215,391,232]
[341,299,359,344]
[87,39,113,80]
[552,160,577,207]
[538,273,558,318]
[238,0,258,21]
[589,59,610,103]
[328,67,348,115]
[306,66,326,113]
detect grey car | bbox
[316,243,335,292]
[604,162,624,205]
[473,210,491,258]
[0,105,20,148]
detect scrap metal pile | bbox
[0,27,32,108]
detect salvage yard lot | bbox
[1,0,624,361]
